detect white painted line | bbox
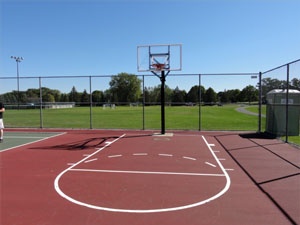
[218,158,226,161]
[205,162,217,167]
[201,135,231,205]
[133,153,148,156]
[183,156,196,161]
[108,154,122,158]
[209,144,215,146]
[105,141,112,144]
[213,150,220,153]
[67,163,75,166]
[54,134,231,214]
[225,168,234,171]
[83,154,90,157]
[84,158,98,163]
[54,134,126,210]
[5,136,50,139]
[158,153,173,157]
[71,168,225,177]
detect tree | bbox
[143,87,152,104]
[109,73,142,103]
[261,78,285,96]
[187,85,205,103]
[152,85,162,103]
[227,89,241,103]
[69,86,80,102]
[92,90,104,103]
[164,85,173,103]
[217,90,229,103]
[60,93,69,102]
[80,89,90,103]
[203,87,217,105]
[26,88,39,99]
[44,93,55,102]
[171,86,186,105]
[239,85,258,104]
[290,78,300,90]
[0,92,17,103]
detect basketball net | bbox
[152,63,166,71]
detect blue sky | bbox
[1,0,300,94]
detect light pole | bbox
[11,56,23,109]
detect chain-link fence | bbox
[261,59,300,145]
[0,59,299,145]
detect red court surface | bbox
[1,129,299,225]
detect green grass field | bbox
[5,104,263,130]
[3,104,299,145]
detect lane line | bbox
[133,153,148,156]
[158,153,173,157]
[205,162,217,167]
[201,135,231,201]
[70,168,225,177]
[84,158,98,163]
[108,154,122,158]
[183,156,196,161]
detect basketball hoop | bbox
[151,63,166,71]
[137,44,182,135]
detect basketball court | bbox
[1,44,299,224]
[1,129,299,225]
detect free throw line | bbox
[70,168,225,177]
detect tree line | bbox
[0,73,299,105]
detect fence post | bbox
[89,76,93,129]
[285,64,290,143]
[142,75,145,130]
[199,74,202,131]
[258,72,262,133]
[39,77,43,128]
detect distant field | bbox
[4,104,299,145]
[5,104,263,131]
[245,105,266,115]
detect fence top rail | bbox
[0,72,259,80]
[262,59,300,75]
[1,58,298,79]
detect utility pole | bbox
[11,56,24,109]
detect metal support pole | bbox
[142,75,145,130]
[39,77,43,128]
[199,74,202,131]
[89,76,93,129]
[17,61,20,110]
[160,70,166,134]
[11,56,23,110]
[285,64,289,143]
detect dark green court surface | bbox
[0,132,64,152]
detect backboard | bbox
[137,44,182,72]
